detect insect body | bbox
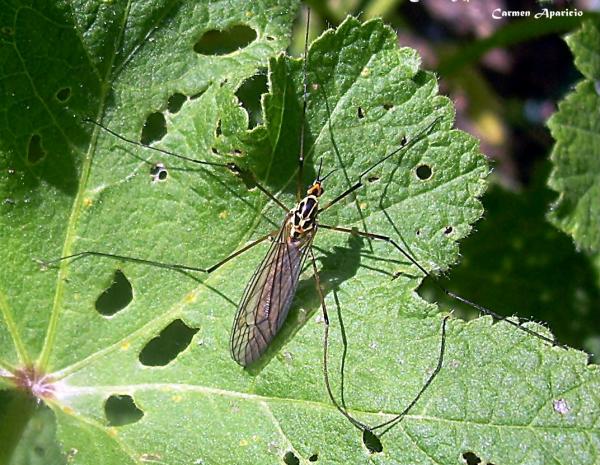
[291,182,322,239]
[230,180,323,365]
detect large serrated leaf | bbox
[547,18,600,252]
[1,3,598,465]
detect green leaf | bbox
[547,18,600,252]
[1,4,598,465]
[421,168,600,360]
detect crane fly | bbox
[38,8,564,447]
[43,113,445,440]
[230,168,324,366]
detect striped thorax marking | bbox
[289,181,323,241]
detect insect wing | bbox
[230,225,314,366]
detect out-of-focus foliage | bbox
[548,18,600,253]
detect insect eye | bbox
[310,183,323,197]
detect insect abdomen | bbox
[230,232,311,366]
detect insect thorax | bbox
[289,194,319,241]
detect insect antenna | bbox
[316,157,323,180]
[320,167,337,182]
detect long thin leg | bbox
[309,248,370,432]
[37,232,275,275]
[297,8,311,201]
[319,116,441,213]
[333,291,349,410]
[319,223,564,348]
[313,250,447,436]
[86,119,290,213]
[85,118,231,169]
[373,316,449,435]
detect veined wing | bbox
[230,222,315,366]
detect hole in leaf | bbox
[236,72,268,129]
[412,70,428,86]
[167,93,186,113]
[194,25,256,55]
[362,430,383,453]
[104,394,144,426]
[140,112,167,145]
[367,175,379,183]
[308,453,318,462]
[150,163,168,183]
[266,35,275,41]
[416,229,421,236]
[95,270,133,317]
[383,102,393,110]
[462,452,482,465]
[55,87,71,103]
[139,319,198,366]
[416,164,432,180]
[215,119,222,137]
[27,134,46,164]
[357,106,365,118]
[282,451,300,465]
[211,147,218,154]
[444,226,453,235]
